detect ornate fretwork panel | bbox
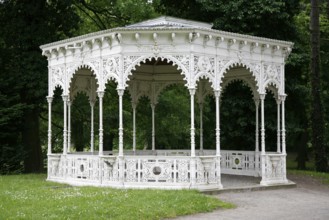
[176,159,190,183]
[65,60,101,95]
[103,56,120,86]
[262,63,281,93]
[221,151,259,176]
[217,58,261,93]
[171,54,190,85]
[125,158,139,182]
[247,62,261,84]
[216,58,232,91]
[50,66,66,96]
[123,55,143,89]
[123,54,190,90]
[193,55,216,89]
[196,159,206,183]
[140,159,173,183]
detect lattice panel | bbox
[221,151,256,171]
[140,159,173,183]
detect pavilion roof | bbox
[40,16,293,51]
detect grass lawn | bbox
[286,152,315,170]
[288,169,329,185]
[286,152,329,185]
[0,174,233,220]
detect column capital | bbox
[279,94,287,101]
[214,90,221,98]
[89,100,96,107]
[189,88,196,95]
[117,89,125,96]
[62,95,68,102]
[46,96,53,103]
[131,102,137,109]
[254,98,260,106]
[97,91,105,98]
[150,103,156,110]
[259,93,266,100]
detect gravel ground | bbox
[174,174,329,220]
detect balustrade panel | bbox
[261,154,287,185]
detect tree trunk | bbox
[22,107,43,173]
[310,0,328,172]
[297,129,308,170]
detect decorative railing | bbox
[47,150,287,188]
[220,150,260,176]
[47,153,221,189]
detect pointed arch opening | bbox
[66,66,100,153]
[195,79,216,152]
[126,57,190,152]
[220,80,256,151]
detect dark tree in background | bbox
[0,0,79,173]
[310,0,328,172]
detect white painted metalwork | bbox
[98,91,104,155]
[132,103,137,152]
[151,104,156,151]
[47,96,52,155]
[90,100,95,152]
[189,89,196,157]
[199,102,203,152]
[215,90,220,157]
[67,99,71,153]
[276,98,281,153]
[118,89,124,157]
[62,95,68,155]
[41,16,293,190]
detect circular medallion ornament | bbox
[153,166,161,175]
[197,56,211,73]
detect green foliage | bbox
[0,47,25,173]
[73,0,160,34]
[155,85,191,149]
[0,0,80,172]
[158,0,299,39]
[0,174,233,219]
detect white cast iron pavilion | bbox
[41,16,293,190]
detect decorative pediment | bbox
[125,16,212,29]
